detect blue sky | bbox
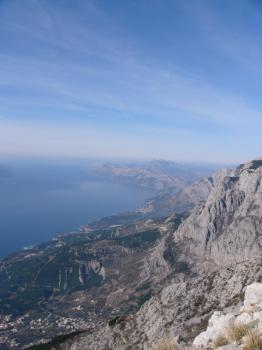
[1,0,262,163]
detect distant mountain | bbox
[145,159,216,181]
[96,159,216,193]
[139,169,231,216]
[145,176,215,215]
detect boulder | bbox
[193,311,235,347]
[235,312,252,324]
[243,283,262,310]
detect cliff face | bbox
[174,160,262,267]
[51,160,262,350]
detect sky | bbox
[1,0,262,164]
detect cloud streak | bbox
[1,0,262,162]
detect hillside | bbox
[42,159,262,349]
[0,215,184,349]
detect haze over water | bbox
[0,158,153,257]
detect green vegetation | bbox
[0,222,164,319]
[0,242,103,314]
[108,316,125,327]
[26,330,85,350]
[115,229,161,248]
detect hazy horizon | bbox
[0,153,236,167]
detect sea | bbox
[0,158,153,257]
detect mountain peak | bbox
[235,158,262,174]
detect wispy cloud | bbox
[1,0,262,162]
[184,0,262,73]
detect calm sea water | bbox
[0,158,153,257]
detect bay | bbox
[0,158,153,257]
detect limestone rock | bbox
[193,311,235,347]
[193,282,262,349]
[174,159,262,268]
[235,312,252,324]
[243,283,262,310]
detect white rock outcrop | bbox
[193,311,235,347]
[193,282,262,348]
[243,282,262,310]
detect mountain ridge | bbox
[95,159,217,193]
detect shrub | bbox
[108,316,125,327]
[243,330,262,350]
[227,323,250,342]
[151,339,181,350]
[212,334,229,348]
[26,330,85,349]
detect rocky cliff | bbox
[174,160,262,268]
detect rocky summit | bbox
[174,160,262,268]
[2,159,262,350]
